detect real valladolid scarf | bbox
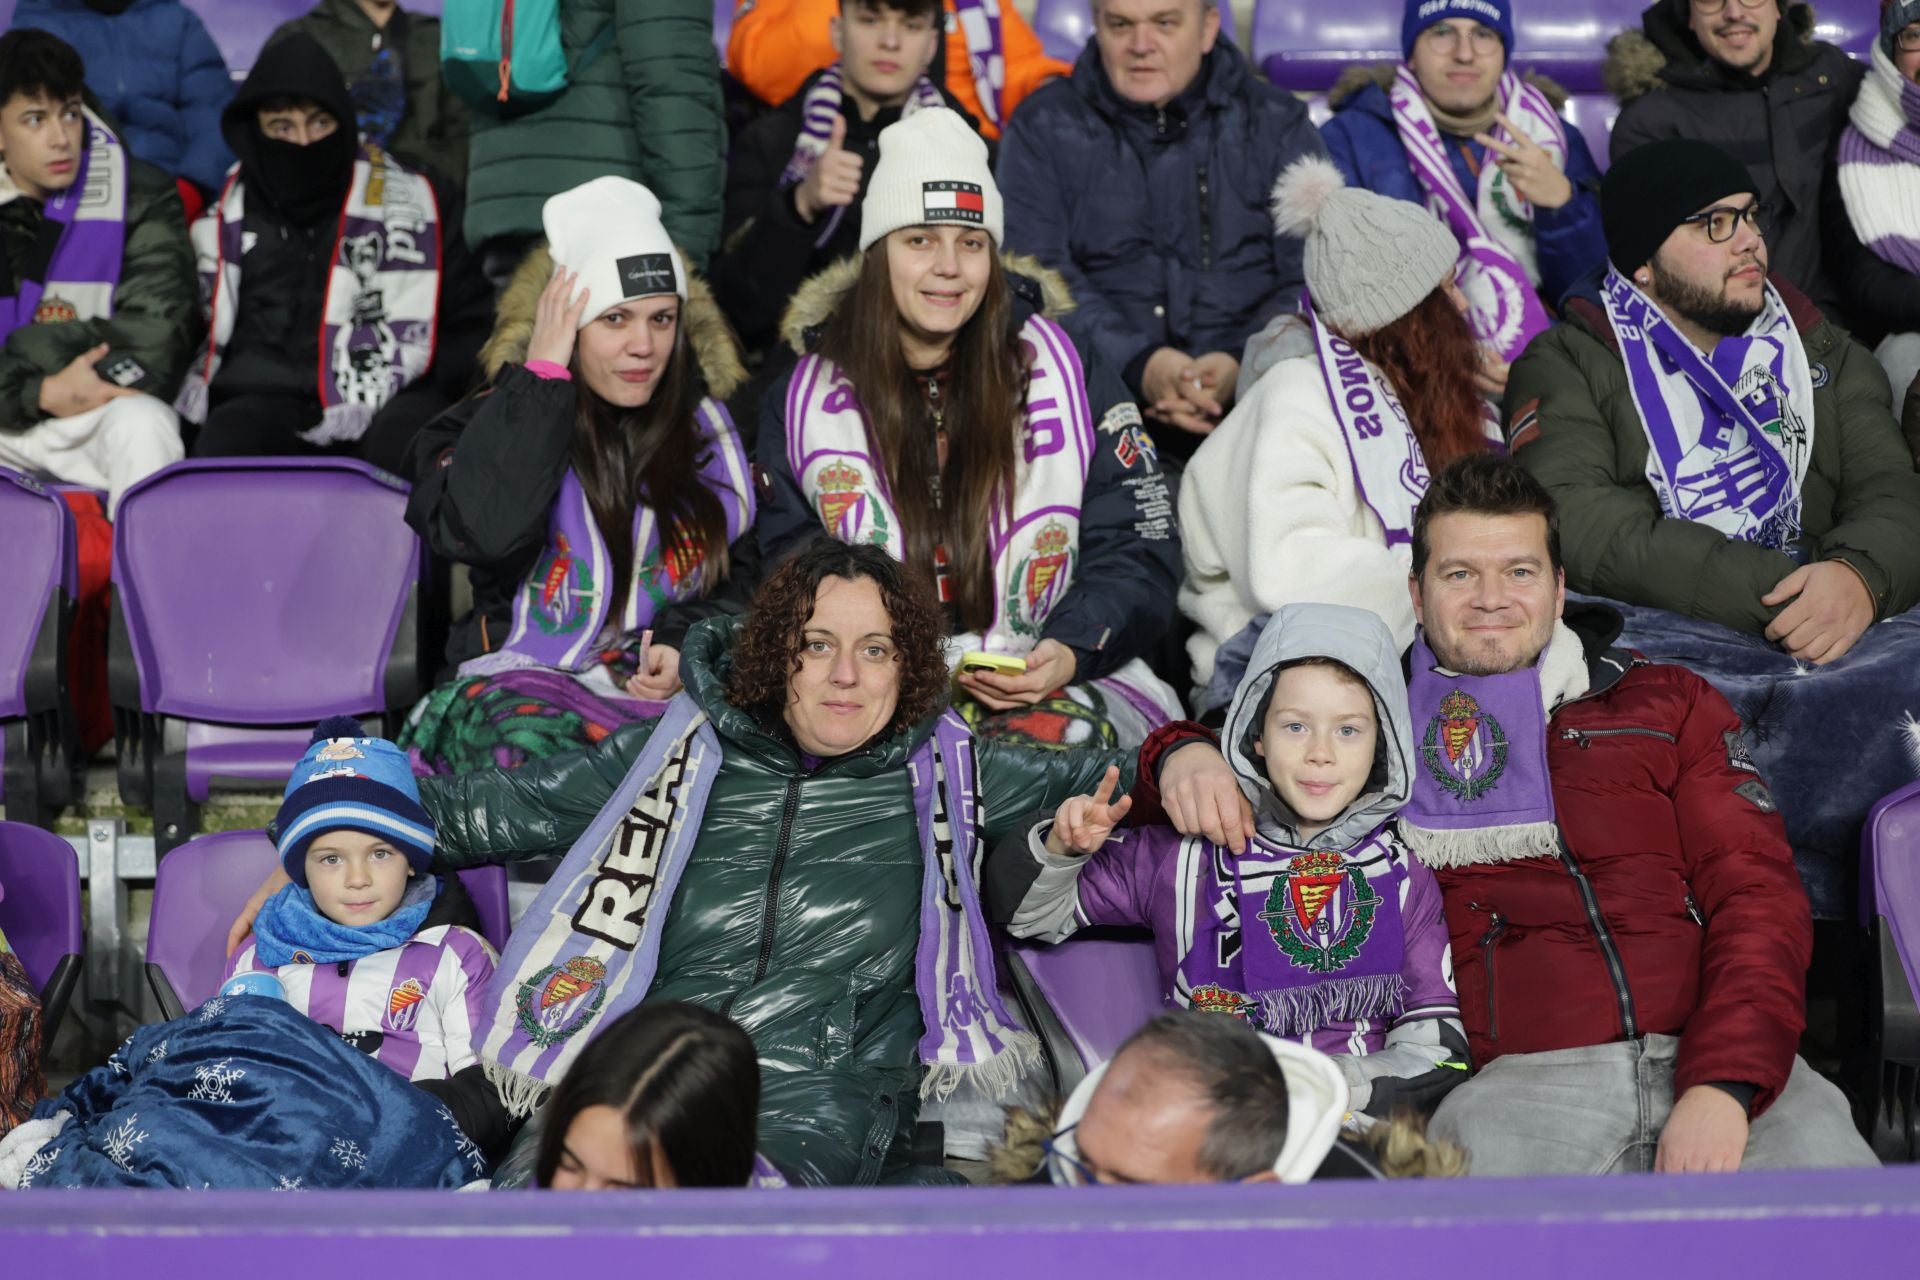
[1837,42,1920,277]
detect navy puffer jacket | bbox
[997,39,1323,396]
[12,0,235,196]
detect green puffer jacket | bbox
[0,156,197,429]
[418,617,1133,1185]
[1507,279,1920,635]
[460,0,724,266]
[268,0,471,190]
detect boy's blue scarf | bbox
[253,875,437,966]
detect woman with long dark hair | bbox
[401,179,758,773]
[1181,158,1502,708]
[756,108,1184,751]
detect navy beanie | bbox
[272,716,436,886]
[1403,0,1516,59]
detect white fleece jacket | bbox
[1180,330,1420,685]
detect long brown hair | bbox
[571,321,731,623]
[1346,288,1492,475]
[816,243,1025,632]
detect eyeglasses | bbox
[1678,200,1767,243]
[1688,0,1773,14]
[1419,22,1503,56]
[1042,1122,1264,1186]
[1898,25,1920,52]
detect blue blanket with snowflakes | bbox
[9,996,485,1190]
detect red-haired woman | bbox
[1181,158,1502,707]
[757,108,1183,750]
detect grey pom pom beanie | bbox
[1270,155,1460,336]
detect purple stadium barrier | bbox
[0,820,82,1061]
[108,458,423,852]
[1862,780,1920,1159]
[1006,932,1165,1093]
[0,466,79,828]
[0,1169,1916,1274]
[146,828,510,1020]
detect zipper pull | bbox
[1560,728,1589,749]
[1685,892,1705,927]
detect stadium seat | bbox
[145,828,511,1021]
[0,467,81,830]
[1861,780,1920,1162]
[1003,929,1166,1096]
[0,820,83,1066]
[107,459,425,854]
[715,0,737,64]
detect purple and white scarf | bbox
[1172,827,1408,1036]
[0,108,127,337]
[952,0,1008,129]
[463,399,755,677]
[1601,269,1812,549]
[179,143,442,443]
[781,63,945,249]
[1400,632,1560,868]
[1837,43,1920,278]
[1390,66,1561,363]
[787,312,1095,652]
[477,696,1034,1115]
[1308,305,1432,548]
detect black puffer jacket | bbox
[1605,2,1863,316]
[418,616,1134,1184]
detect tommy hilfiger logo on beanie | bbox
[922,181,985,225]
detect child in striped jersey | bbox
[225,717,510,1160]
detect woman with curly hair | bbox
[1180,157,1504,710]
[232,539,1144,1187]
[399,179,759,775]
[756,108,1184,753]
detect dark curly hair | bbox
[725,539,951,737]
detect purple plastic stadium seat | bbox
[108,459,424,852]
[1005,931,1167,1094]
[145,829,511,1020]
[0,821,83,1063]
[0,467,80,828]
[715,0,736,64]
[1563,91,1618,173]
[1861,781,1920,1159]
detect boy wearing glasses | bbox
[1607,0,1860,316]
[1506,138,1920,925]
[1319,0,1607,399]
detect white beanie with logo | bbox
[858,108,1004,252]
[542,176,685,327]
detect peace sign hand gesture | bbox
[1043,765,1134,858]
[1473,113,1574,213]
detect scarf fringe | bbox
[1401,819,1560,869]
[919,1029,1041,1104]
[483,1059,552,1121]
[301,402,374,447]
[1253,973,1405,1038]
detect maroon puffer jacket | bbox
[1138,624,1812,1116]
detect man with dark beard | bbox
[1605,0,1861,315]
[1504,138,1920,924]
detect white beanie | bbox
[858,108,1003,252]
[541,176,685,327]
[1270,156,1459,337]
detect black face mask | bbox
[245,127,357,226]
[82,0,137,12]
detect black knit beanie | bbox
[1601,139,1758,274]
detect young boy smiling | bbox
[226,717,508,1157]
[990,604,1468,1118]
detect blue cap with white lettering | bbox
[1403,0,1515,60]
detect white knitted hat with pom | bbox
[1272,156,1460,337]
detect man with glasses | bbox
[1318,0,1606,397]
[1607,0,1861,316]
[1506,138,1920,927]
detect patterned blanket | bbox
[3,997,482,1189]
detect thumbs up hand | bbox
[794,114,866,224]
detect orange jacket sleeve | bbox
[726,0,838,107]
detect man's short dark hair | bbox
[1410,453,1563,580]
[0,29,85,110]
[1114,1011,1290,1180]
[839,0,946,24]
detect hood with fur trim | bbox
[479,244,747,402]
[1327,62,1570,112]
[778,252,1077,355]
[1605,1,1821,104]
